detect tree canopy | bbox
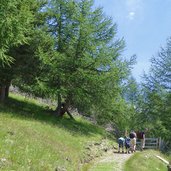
[0,0,40,64]
[28,0,131,122]
[0,0,48,101]
[140,38,171,149]
[0,0,149,137]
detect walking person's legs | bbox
[130,138,136,152]
[141,138,145,150]
[118,139,124,153]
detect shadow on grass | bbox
[0,96,106,137]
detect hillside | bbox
[0,93,170,171]
[0,93,116,171]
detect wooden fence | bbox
[156,155,171,171]
[136,137,161,149]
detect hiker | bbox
[118,137,125,153]
[136,128,147,150]
[125,136,131,154]
[129,131,136,153]
[130,130,137,139]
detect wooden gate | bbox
[136,138,161,149]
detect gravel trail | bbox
[88,150,133,171]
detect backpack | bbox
[125,137,130,145]
[130,132,136,138]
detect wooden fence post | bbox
[168,161,171,171]
[167,164,171,171]
[159,137,162,150]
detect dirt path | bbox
[88,150,133,171]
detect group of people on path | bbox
[117,129,146,154]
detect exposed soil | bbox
[88,150,133,171]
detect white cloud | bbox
[127,11,135,20]
[125,0,143,20]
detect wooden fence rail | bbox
[136,137,161,149]
[156,155,171,171]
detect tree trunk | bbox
[56,92,62,116]
[55,97,74,119]
[5,84,10,98]
[63,98,74,119]
[66,109,74,120]
[0,86,6,102]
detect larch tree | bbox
[0,0,48,102]
[37,0,129,121]
[144,37,171,91]
[141,37,171,148]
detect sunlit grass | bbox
[124,150,168,171]
[88,162,117,171]
[0,93,108,170]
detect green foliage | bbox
[144,37,171,91]
[35,0,129,123]
[122,76,139,104]
[0,0,51,96]
[10,30,53,94]
[0,0,135,129]
[113,72,141,133]
[124,150,168,171]
[0,0,37,64]
[140,38,171,149]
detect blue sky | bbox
[94,0,171,82]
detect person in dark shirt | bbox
[136,128,148,150]
[125,137,131,153]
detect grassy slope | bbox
[124,150,171,171]
[1,94,170,171]
[0,93,113,171]
[88,162,117,171]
